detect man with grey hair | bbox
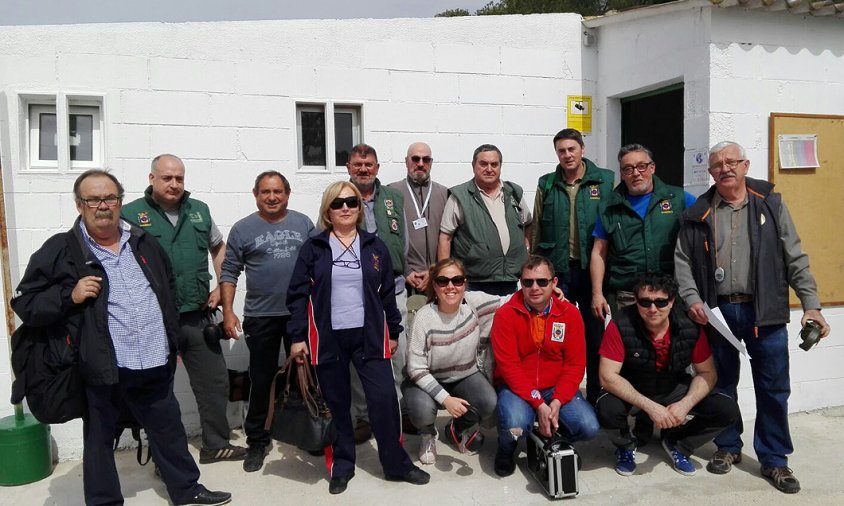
[388,142,449,294]
[675,140,829,493]
[123,154,245,465]
[438,144,532,296]
[15,169,231,505]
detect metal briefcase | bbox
[527,429,579,498]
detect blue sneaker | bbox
[615,447,636,476]
[661,437,696,476]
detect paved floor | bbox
[3,407,843,505]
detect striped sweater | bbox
[406,291,508,404]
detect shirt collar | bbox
[79,219,131,250]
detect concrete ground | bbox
[3,407,843,506]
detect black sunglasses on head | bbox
[521,278,552,288]
[636,298,671,309]
[434,275,466,288]
[329,196,361,210]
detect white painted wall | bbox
[0,14,588,459]
[1,8,842,461]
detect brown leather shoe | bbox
[354,419,372,444]
[761,466,801,494]
[706,450,741,474]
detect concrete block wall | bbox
[0,14,588,459]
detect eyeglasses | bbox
[329,196,361,210]
[434,275,466,288]
[410,155,433,164]
[636,298,671,309]
[79,196,122,208]
[521,278,553,288]
[332,259,361,270]
[708,159,746,172]
[620,162,654,176]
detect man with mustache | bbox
[675,141,830,493]
[388,142,449,295]
[123,154,246,465]
[13,170,231,505]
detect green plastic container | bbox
[0,413,53,486]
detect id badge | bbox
[412,217,428,230]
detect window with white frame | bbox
[25,95,104,171]
[296,103,362,171]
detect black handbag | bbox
[264,354,336,452]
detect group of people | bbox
[11,130,830,505]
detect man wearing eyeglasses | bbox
[590,144,696,319]
[490,256,599,477]
[219,171,314,472]
[596,273,739,477]
[530,128,615,406]
[388,142,449,294]
[123,154,246,466]
[674,141,829,493]
[439,144,532,296]
[13,170,232,505]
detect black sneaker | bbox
[494,447,516,477]
[175,487,232,506]
[385,466,431,485]
[761,466,801,494]
[329,473,354,494]
[707,450,741,474]
[243,445,267,473]
[199,444,247,464]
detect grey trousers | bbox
[402,371,498,435]
[351,288,407,421]
[178,310,231,450]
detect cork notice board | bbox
[769,112,844,306]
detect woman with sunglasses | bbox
[404,258,521,465]
[287,181,429,494]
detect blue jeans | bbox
[496,387,598,453]
[712,302,793,468]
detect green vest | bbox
[450,180,528,283]
[371,180,406,276]
[122,188,213,313]
[600,176,686,291]
[534,158,614,274]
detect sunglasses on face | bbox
[410,155,433,164]
[521,278,552,288]
[434,275,466,288]
[329,196,361,210]
[636,298,671,309]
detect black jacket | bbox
[12,218,180,386]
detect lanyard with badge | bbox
[405,179,432,230]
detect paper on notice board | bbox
[703,305,747,357]
[778,134,819,169]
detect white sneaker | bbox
[418,431,437,465]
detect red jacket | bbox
[491,291,586,409]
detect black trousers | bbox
[242,315,291,448]
[83,364,200,505]
[596,383,741,455]
[316,327,414,479]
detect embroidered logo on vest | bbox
[137,212,151,227]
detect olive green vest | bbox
[534,158,614,274]
[599,176,686,291]
[450,180,528,283]
[122,188,213,313]
[371,181,406,276]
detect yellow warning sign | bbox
[566,95,592,133]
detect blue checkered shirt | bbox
[80,220,170,370]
